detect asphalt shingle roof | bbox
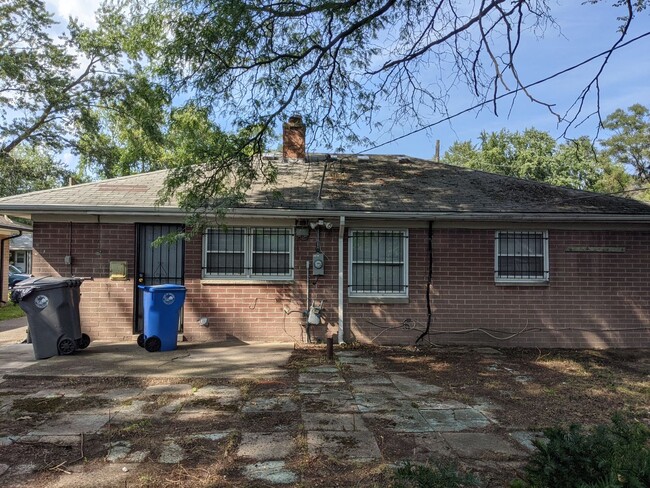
[0,154,648,218]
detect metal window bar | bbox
[349,231,408,294]
[203,227,294,277]
[496,231,548,280]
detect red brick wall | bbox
[32,222,650,348]
[348,228,650,348]
[182,226,339,343]
[33,222,135,341]
[32,221,340,343]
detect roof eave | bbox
[4,204,650,224]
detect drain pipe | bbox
[305,260,311,343]
[1,231,23,304]
[338,216,345,344]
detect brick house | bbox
[0,121,648,348]
[0,216,32,303]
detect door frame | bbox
[133,223,186,334]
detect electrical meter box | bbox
[312,253,325,275]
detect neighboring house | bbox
[0,216,32,303]
[9,232,32,273]
[0,117,648,348]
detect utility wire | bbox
[356,30,650,155]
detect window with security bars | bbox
[495,231,549,282]
[203,227,294,279]
[349,230,408,296]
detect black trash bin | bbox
[11,277,91,360]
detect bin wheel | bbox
[78,333,91,350]
[137,333,145,348]
[144,336,161,353]
[57,337,76,356]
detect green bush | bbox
[392,460,480,488]
[513,414,650,488]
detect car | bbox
[8,264,31,288]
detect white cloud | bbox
[46,0,103,28]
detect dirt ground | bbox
[362,345,650,428]
[0,344,648,488]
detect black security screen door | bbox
[134,224,185,334]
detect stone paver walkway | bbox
[0,348,532,486]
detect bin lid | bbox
[138,284,186,293]
[11,276,83,302]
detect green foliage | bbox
[513,414,650,488]
[0,145,72,197]
[601,104,650,182]
[0,0,171,192]
[392,460,480,488]
[76,74,170,179]
[443,128,631,194]
[157,104,273,232]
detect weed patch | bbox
[392,460,480,488]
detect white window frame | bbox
[202,227,294,280]
[494,230,549,284]
[348,229,409,297]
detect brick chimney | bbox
[283,115,306,160]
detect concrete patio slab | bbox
[421,408,491,431]
[26,413,109,435]
[1,341,293,380]
[141,384,194,396]
[307,431,381,461]
[237,432,295,460]
[301,412,368,432]
[45,463,139,488]
[509,431,545,451]
[193,385,241,402]
[409,432,456,461]
[337,356,375,366]
[388,374,443,397]
[298,372,345,384]
[443,432,525,460]
[0,344,34,375]
[243,460,298,484]
[302,390,358,413]
[242,395,298,413]
[349,375,392,385]
[303,365,339,373]
[363,407,433,433]
[159,439,185,463]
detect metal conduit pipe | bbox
[338,216,345,344]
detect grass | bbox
[0,302,25,321]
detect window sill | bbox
[201,279,294,285]
[495,280,549,286]
[348,296,409,304]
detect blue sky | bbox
[45,1,650,164]
[351,2,650,159]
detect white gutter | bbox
[338,216,345,344]
[5,205,650,223]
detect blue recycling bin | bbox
[137,284,186,352]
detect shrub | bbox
[392,460,480,488]
[513,414,650,488]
